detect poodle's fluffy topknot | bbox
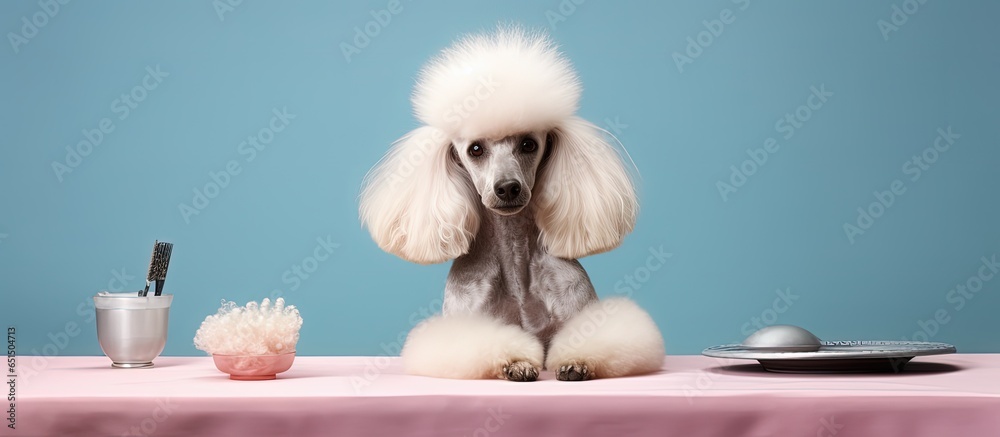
[412,26,582,141]
[361,26,637,264]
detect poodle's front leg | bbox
[545,297,665,381]
[401,313,544,381]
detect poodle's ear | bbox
[534,116,638,259]
[360,126,480,264]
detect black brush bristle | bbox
[141,242,157,296]
[151,242,173,296]
[140,241,173,297]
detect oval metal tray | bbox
[702,341,956,373]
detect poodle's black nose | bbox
[494,180,521,201]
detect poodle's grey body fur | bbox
[443,206,598,349]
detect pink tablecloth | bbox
[11,354,1000,437]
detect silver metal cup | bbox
[94,293,173,368]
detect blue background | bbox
[2,1,998,361]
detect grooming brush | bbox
[139,241,174,297]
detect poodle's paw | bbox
[500,360,539,382]
[555,362,594,381]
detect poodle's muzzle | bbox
[454,134,545,216]
[485,173,531,215]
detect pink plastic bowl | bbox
[211,352,295,380]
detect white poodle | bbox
[360,26,664,381]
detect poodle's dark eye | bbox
[468,142,484,157]
[520,138,538,153]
